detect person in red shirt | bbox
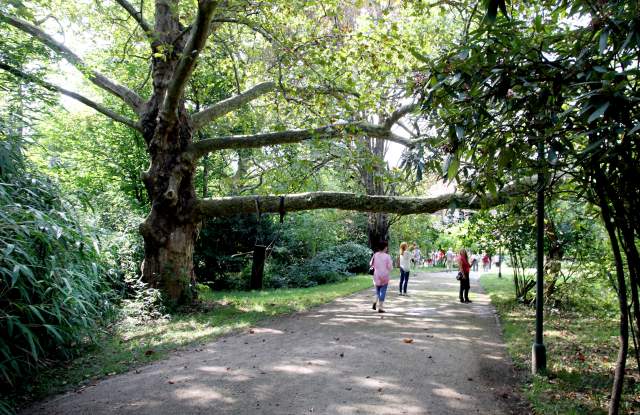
[458,249,472,303]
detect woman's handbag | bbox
[368,266,375,275]
[456,271,463,281]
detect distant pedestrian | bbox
[471,253,479,272]
[446,248,455,271]
[458,249,472,303]
[412,243,422,270]
[482,252,490,272]
[399,242,412,296]
[370,241,393,313]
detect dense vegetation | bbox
[0,0,639,414]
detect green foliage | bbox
[271,242,372,288]
[0,133,116,391]
[480,273,634,414]
[195,210,369,290]
[389,214,439,253]
[194,214,280,290]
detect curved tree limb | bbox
[161,0,220,122]
[0,63,141,131]
[114,0,154,39]
[191,81,275,130]
[0,11,145,113]
[196,179,536,218]
[211,17,277,44]
[185,121,419,160]
[384,102,418,129]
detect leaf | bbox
[407,47,430,64]
[484,0,499,24]
[441,154,452,177]
[455,125,465,140]
[629,122,640,135]
[580,139,604,156]
[599,31,608,55]
[587,102,609,123]
[447,155,460,180]
[2,243,14,257]
[497,0,509,19]
[43,325,64,343]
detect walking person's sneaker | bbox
[378,309,386,313]
[372,302,377,310]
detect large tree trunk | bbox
[361,136,390,248]
[137,6,198,305]
[139,108,198,305]
[368,212,390,249]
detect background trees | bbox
[414,0,639,411]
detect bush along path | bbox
[23,271,528,415]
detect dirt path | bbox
[24,271,527,415]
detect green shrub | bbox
[320,242,372,274]
[272,243,371,288]
[0,136,116,391]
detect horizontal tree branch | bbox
[191,81,275,130]
[161,0,219,122]
[114,0,154,39]
[0,11,145,113]
[0,63,141,131]
[185,121,418,160]
[196,179,535,218]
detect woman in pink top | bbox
[370,241,393,313]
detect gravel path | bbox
[23,271,528,415]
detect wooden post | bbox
[250,245,266,290]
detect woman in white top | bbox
[399,242,412,295]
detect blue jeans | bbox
[399,268,410,293]
[375,284,388,302]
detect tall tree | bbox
[1,1,523,304]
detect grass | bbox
[481,273,640,414]
[12,275,371,409]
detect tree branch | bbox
[384,102,418,129]
[196,179,536,218]
[211,17,277,44]
[0,11,145,113]
[191,81,275,130]
[0,63,141,131]
[114,0,154,39]
[186,121,419,161]
[161,0,219,122]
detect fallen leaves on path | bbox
[403,338,414,344]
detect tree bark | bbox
[596,177,629,415]
[543,215,563,300]
[361,136,390,249]
[135,2,200,306]
[196,178,535,218]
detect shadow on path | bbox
[23,272,528,415]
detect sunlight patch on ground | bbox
[173,386,236,404]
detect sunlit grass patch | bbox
[481,273,640,414]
